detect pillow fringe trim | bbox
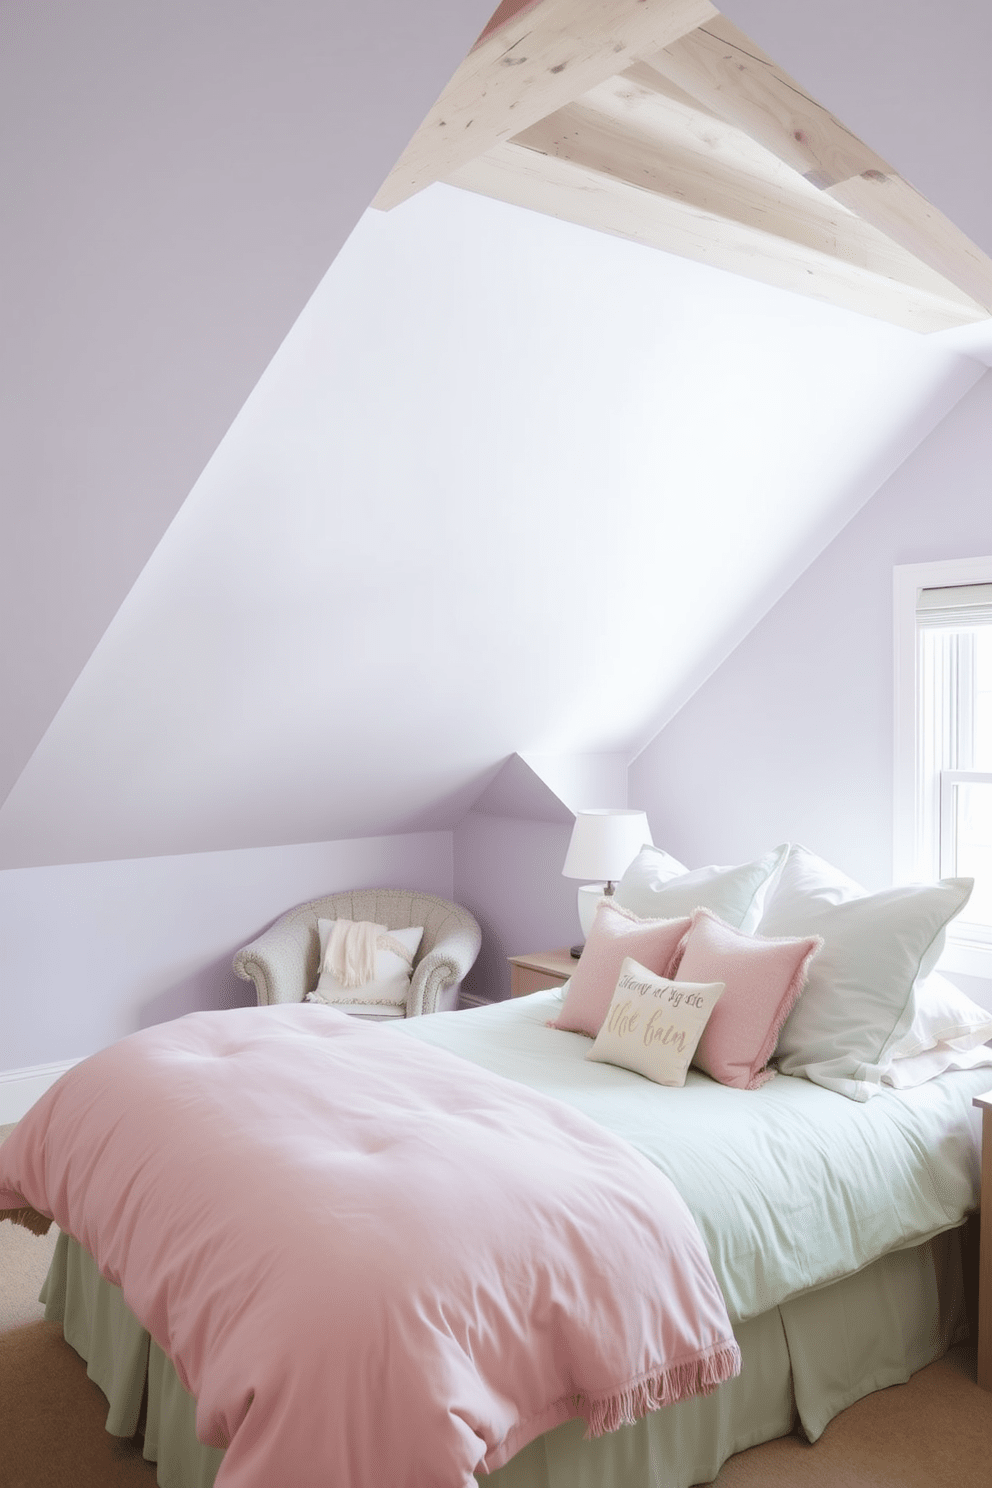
[746,933,825,1089]
[1,1203,53,1236]
[579,1339,742,1437]
[674,906,824,1090]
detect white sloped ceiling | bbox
[0,182,981,867]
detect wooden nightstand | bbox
[973,1089,992,1388]
[507,948,577,998]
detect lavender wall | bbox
[452,753,632,1002]
[0,832,452,1077]
[454,813,579,1003]
[630,369,992,894]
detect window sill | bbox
[940,936,992,981]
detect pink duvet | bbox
[0,1005,739,1486]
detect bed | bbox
[4,841,992,1486]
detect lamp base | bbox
[577,882,614,939]
[571,882,618,958]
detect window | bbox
[895,558,992,976]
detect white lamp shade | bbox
[562,809,653,883]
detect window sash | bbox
[938,771,992,940]
[894,557,992,978]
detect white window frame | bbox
[894,554,992,978]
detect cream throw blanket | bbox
[323,919,414,989]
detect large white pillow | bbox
[614,844,788,933]
[308,921,424,1016]
[758,846,974,1101]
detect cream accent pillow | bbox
[586,957,724,1087]
[309,921,424,1012]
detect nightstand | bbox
[507,948,576,999]
[973,1089,992,1389]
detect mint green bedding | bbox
[398,989,986,1323]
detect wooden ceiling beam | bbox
[448,138,986,334]
[529,69,982,307]
[372,0,717,211]
[646,15,992,312]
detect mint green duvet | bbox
[399,989,986,1324]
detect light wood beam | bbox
[373,0,717,211]
[448,139,986,333]
[647,15,992,313]
[474,0,544,49]
[522,69,983,307]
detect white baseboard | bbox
[458,991,493,1009]
[0,1060,80,1125]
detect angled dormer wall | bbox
[453,753,629,1003]
[629,371,992,1004]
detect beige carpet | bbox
[713,1342,992,1486]
[3,1119,992,1485]
[0,1121,59,1332]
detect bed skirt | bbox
[40,1228,966,1488]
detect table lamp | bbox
[562,808,653,956]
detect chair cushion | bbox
[308,921,424,1012]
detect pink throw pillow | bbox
[550,900,692,1038]
[675,907,822,1090]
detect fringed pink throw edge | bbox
[0,1203,53,1237]
[580,1340,742,1438]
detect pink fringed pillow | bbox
[550,900,692,1038]
[674,908,822,1090]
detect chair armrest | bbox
[232,917,312,1006]
[408,919,482,1018]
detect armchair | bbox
[232,888,481,1018]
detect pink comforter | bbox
[0,1005,739,1486]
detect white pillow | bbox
[758,846,974,1101]
[614,844,787,933]
[586,956,724,1087]
[309,921,424,1013]
[886,971,992,1059]
[880,972,992,1087]
[883,1043,992,1088]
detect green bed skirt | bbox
[40,1228,965,1488]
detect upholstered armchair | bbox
[232,888,482,1018]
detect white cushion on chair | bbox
[308,921,424,1014]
